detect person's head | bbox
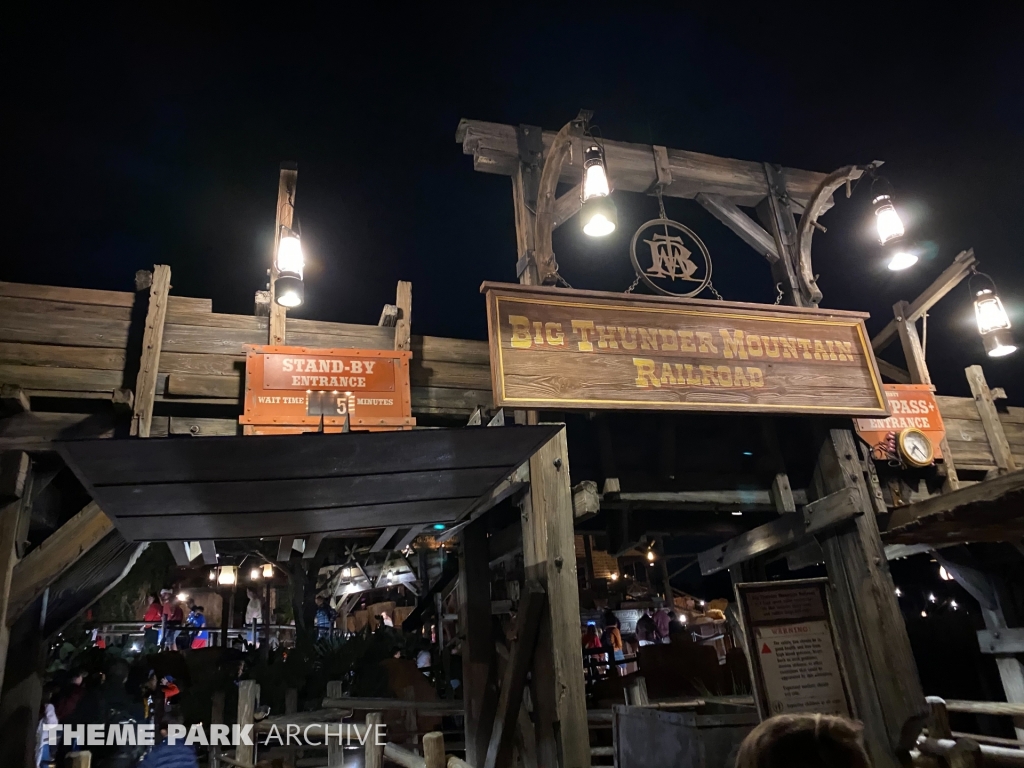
[147,594,157,605]
[735,714,871,768]
[107,660,130,686]
[195,606,204,615]
[160,590,172,604]
[247,588,257,599]
[70,669,85,686]
[603,611,619,628]
[315,595,324,607]
[585,623,599,637]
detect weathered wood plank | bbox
[0,342,126,371]
[131,265,171,437]
[0,313,131,349]
[395,281,412,352]
[412,336,490,366]
[966,366,1017,473]
[0,364,123,393]
[886,468,1024,536]
[159,352,245,376]
[164,311,267,331]
[6,501,113,624]
[412,387,494,414]
[0,281,210,312]
[460,516,497,766]
[0,451,29,693]
[520,429,590,768]
[166,373,240,399]
[411,361,492,390]
[0,412,116,451]
[168,417,239,436]
[0,296,132,320]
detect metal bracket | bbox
[515,124,544,208]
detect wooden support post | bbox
[813,429,926,768]
[520,428,590,768]
[68,753,92,768]
[759,164,811,307]
[130,264,170,437]
[966,365,1017,473]
[210,690,225,768]
[327,727,344,768]
[269,163,298,345]
[459,516,498,766]
[6,502,112,624]
[394,281,412,352]
[236,680,259,767]
[977,575,1024,741]
[365,712,384,768]
[423,732,446,768]
[893,301,961,492]
[511,125,543,287]
[484,582,546,768]
[0,451,29,694]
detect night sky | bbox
[7,7,1023,402]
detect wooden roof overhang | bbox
[58,426,559,542]
[883,468,1024,545]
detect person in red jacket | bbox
[142,594,162,647]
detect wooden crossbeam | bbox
[877,358,911,384]
[303,532,326,560]
[483,582,546,768]
[7,501,112,623]
[699,487,861,574]
[169,541,194,567]
[872,249,976,352]
[393,525,424,552]
[966,365,1017,473]
[371,526,399,553]
[457,119,827,208]
[199,540,217,565]
[696,192,779,262]
[277,537,294,561]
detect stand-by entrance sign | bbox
[240,345,415,434]
[482,283,888,417]
[736,578,853,720]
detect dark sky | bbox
[6,6,1023,402]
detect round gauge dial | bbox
[897,427,934,468]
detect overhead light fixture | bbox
[250,567,261,581]
[871,177,905,245]
[895,587,902,597]
[217,565,237,586]
[950,600,958,610]
[939,565,952,581]
[274,228,305,307]
[579,143,616,237]
[920,610,927,618]
[262,563,274,579]
[928,593,937,603]
[732,511,743,516]
[971,270,1016,357]
[176,592,188,602]
[609,573,619,581]
[208,570,217,582]
[646,550,655,562]
[432,524,446,531]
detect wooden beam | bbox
[761,164,813,306]
[966,365,1017,473]
[460,515,498,766]
[699,487,861,574]
[236,680,259,767]
[393,525,424,552]
[169,541,193,567]
[483,582,546,768]
[302,532,326,560]
[771,473,797,514]
[551,184,582,229]
[269,163,298,345]
[130,264,171,437]
[6,502,112,623]
[814,429,926,766]
[978,629,1024,655]
[378,304,399,327]
[520,428,590,768]
[394,281,412,352]
[0,451,29,694]
[0,385,29,413]
[195,540,216,565]
[695,192,779,262]
[886,468,1024,536]
[512,163,539,286]
[457,119,827,207]
[604,488,808,512]
[371,526,398,553]
[893,301,961,492]
[876,358,911,384]
[872,249,977,352]
[277,537,294,562]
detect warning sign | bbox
[736,578,853,720]
[755,621,849,716]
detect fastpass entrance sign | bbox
[240,345,414,434]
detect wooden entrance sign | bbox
[483,283,888,416]
[854,384,946,458]
[240,345,415,434]
[736,578,853,720]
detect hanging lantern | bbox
[262,563,274,579]
[250,567,261,581]
[871,177,905,245]
[580,143,617,237]
[582,145,610,201]
[274,228,305,308]
[217,565,237,586]
[971,271,1016,357]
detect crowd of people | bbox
[141,590,208,650]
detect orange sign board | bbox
[854,384,945,458]
[240,346,414,433]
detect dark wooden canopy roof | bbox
[59,427,558,541]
